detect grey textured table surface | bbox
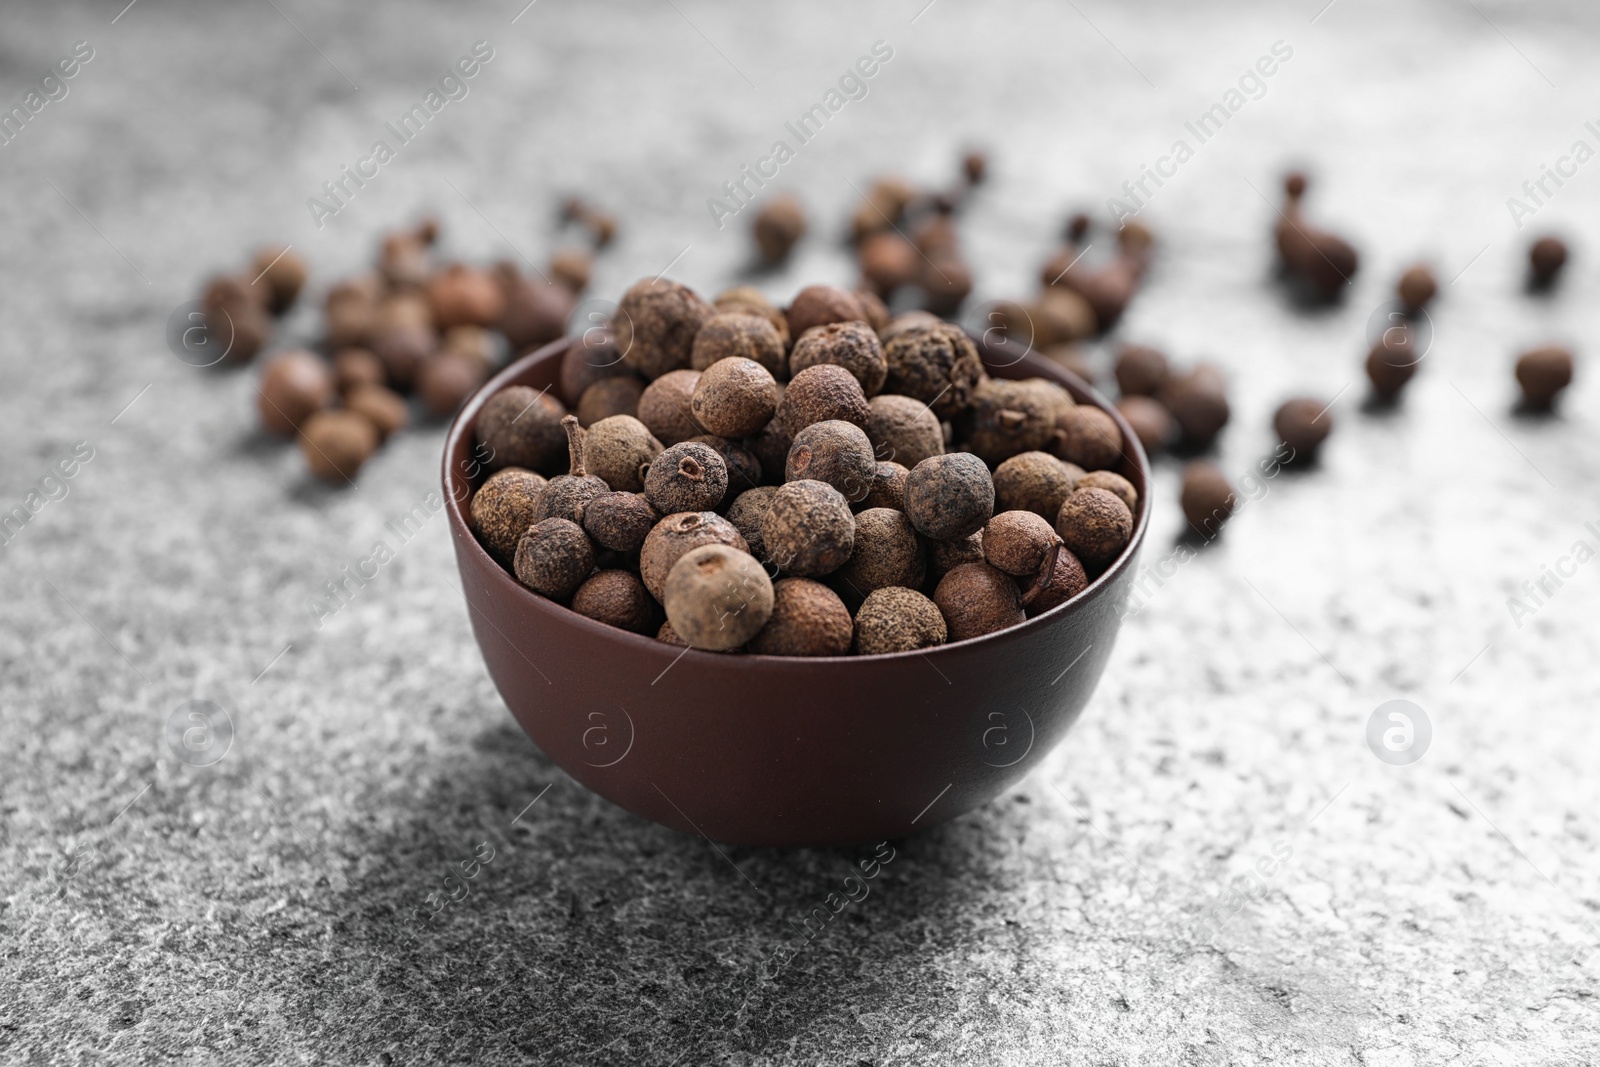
[3,1,1598,1064]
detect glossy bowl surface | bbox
[443,335,1148,846]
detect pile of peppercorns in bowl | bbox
[460,275,1146,658]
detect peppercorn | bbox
[258,350,334,435]
[1160,365,1230,450]
[1396,264,1437,315]
[370,322,437,391]
[691,357,779,438]
[879,310,942,344]
[657,620,687,646]
[991,451,1077,521]
[637,369,705,446]
[853,587,947,655]
[559,330,630,405]
[1036,342,1100,383]
[760,480,855,577]
[615,278,715,380]
[786,284,866,339]
[853,289,891,334]
[920,252,973,315]
[1021,542,1089,616]
[1074,470,1137,514]
[639,511,749,601]
[961,378,1057,466]
[572,569,656,634]
[427,264,506,330]
[833,508,925,603]
[725,485,778,562]
[688,435,762,496]
[1273,398,1333,460]
[1179,461,1235,538]
[904,452,994,541]
[865,394,944,469]
[712,287,791,350]
[1528,236,1568,290]
[790,321,888,396]
[514,517,595,601]
[1052,404,1123,471]
[549,248,593,294]
[299,410,378,482]
[850,176,917,243]
[1055,487,1132,570]
[1115,396,1173,454]
[746,418,793,485]
[882,322,984,419]
[786,420,876,501]
[1515,345,1575,409]
[584,414,662,493]
[752,194,808,265]
[345,384,410,441]
[691,313,787,379]
[1366,328,1420,399]
[1274,172,1359,300]
[379,232,429,289]
[747,578,852,656]
[858,232,920,298]
[582,491,658,552]
[982,511,1058,577]
[416,352,487,419]
[334,348,386,394]
[933,562,1025,642]
[251,245,308,315]
[777,364,871,437]
[645,441,728,514]
[471,467,549,561]
[324,276,380,350]
[578,376,646,426]
[928,529,984,583]
[476,385,569,474]
[663,543,774,650]
[1113,343,1169,397]
[441,325,496,372]
[859,461,911,512]
[202,273,272,366]
[535,417,610,523]
[1033,289,1099,346]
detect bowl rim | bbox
[442,333,1150,668]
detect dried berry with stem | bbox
[535,416,610,523]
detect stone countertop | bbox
[1,1,1597,1064]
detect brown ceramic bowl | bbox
[443,335,1148,847]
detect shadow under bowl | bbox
[442,335,1149,847]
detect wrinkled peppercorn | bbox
[982,511,1058,577]
[992,451,1078,522]
[882,322,984,419]
[637,369,705,446]
[1055,486,1132,570]
[789,321,888,397]
[692,357,780,438]
[760,479,856,577]
[471,467,549,561]
[786,420,877,502]
[477,385,569,474]
[777,363,871,437]
[934,562,1026,642]
[584,414,662,493]
[853,586,947,655]
[747,578,852,656]
[903,452,994,541]
[691,312,787,379]
[572,569,656,633]
[786,284,866,339]
[514,517,595,601]
[645,440,729,514]
[582,490,659,552]
[639,511,749,602]
[615,278,715,379]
